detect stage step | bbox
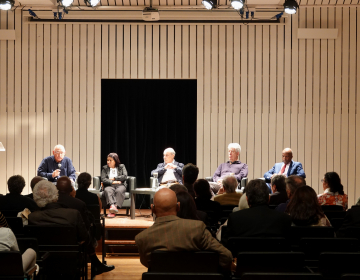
[104,240,136,245]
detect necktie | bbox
[279,164,286,175]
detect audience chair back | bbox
[241,273,323,280]
[342,274,360,280]
[288,226,335,247]
[319,252,360,279]
[150,251,219,273]
[337,226,360,239]
[330,218,345,232]
[6,217,25,237]
[1,209,22,217]
[16,238,39,255]
[321,205,344,212]
[220,205,236,219]
[142,272,224,280]
[87,204,104,241]
[235,252,306,276]
[24,225,78,245]
[227,237,290,257]
[0,251,36,280]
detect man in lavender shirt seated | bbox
[210,143,248,195]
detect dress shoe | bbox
[91,263,115,279]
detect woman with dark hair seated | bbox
[194,179,221,214]
[175,191,207,224]
[318,172,348,210]
[287,186,331,226]
[101,153,128,218]
[76,172,102,211]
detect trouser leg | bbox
[114,184,126,208]
[103,186,117,205]
[209,182,221,196]
[22,248,36,273]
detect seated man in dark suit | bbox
[275,175,306,213]
[0,175,39,212]
[337,205,360,237]
[151,148,184,185]
[75,172,102,211]
[25,176,45,200]
[269,175,288,206]
[222,179,291,244]
[29,180,114,278]
[135,188,233,270]
[264,148,306,193]
[182,163,199,199]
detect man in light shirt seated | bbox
[263,148,306,193]
[151,148,184,185]
[210,143,248,195]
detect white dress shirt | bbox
[161,160,177,183]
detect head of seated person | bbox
[194,179,212,200]
[271,175,286,194]
[33,180,59,208]
[322,172,344,195]
[30,176,45,193]
[246,179,270,207]
[182,163,199,186]
[151,188,179,218]
[169,184,188,194]
[7,175,26,195]
[77,172,92,191]
[286,185,326,226]
[175,191,199,221]
[222,175,238,194]
[56,176,74,196]
[285,175,306,199]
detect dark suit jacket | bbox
[151,161,184,184]
[337,205,360,237]
[57,193,91,230]
[101,164,128,188]
[28,202,88,243]
[0,193,39,212]
[269,191,288,206]
[25,193,33,200]
[223,205,292,244]
[264,161,306,182]
[75,189,99,206]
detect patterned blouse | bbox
[318,188,348,210]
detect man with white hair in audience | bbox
[29,180,115,279]
[214,175,242,206]
[37,144,76,184]
[211,143,248,194]
[151,147,184,185]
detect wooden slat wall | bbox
[0,8,359,206]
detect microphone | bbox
[57,163,62,179]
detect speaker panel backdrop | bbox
[101,79,197,188]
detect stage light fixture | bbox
[58,0,73,8]
[230,0,244,10]
[202,0,216,10]
[283,0,298,15]
[84,0,100,7]
[0,0,14,10]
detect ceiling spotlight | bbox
[58,0,73,7]
[0,0,14,10]
[230,0,244,10]
[202,0,216,10]
[84,0,100,7]
[284,0,298,15]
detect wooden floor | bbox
[90,254,147,280]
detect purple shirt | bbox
[213,161,248,183]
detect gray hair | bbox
[228,143,241,154]
[222,175,237,193]
[33,180,59,208]
[53,144,65,152]
[163,148,175,156]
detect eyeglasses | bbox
[321,179,325,183]
[54,151,65,155]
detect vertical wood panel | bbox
[262,25,269,175]
[152,26,159,79]
[124,25,130,79]
[218,25,226,161]
[160,25,167,79]
[145,25,152,79]
[72,24,80,170]
[239,25,247,169]
[182,25,189,79]
[225,25,233,148]
[50,25,58,153]
[116,24,124,79]
[79,24,87,172]
[131,25,138,79]
[108,25,116,78]
[211,26,219,169]
[138,25,145,79]
[269,25,277,172]
[65,24,73,163]
[174,25,181,79]
[167,25,175,79]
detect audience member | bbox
[211,143,248,194]
[275,175,306,212]
[151,148,184,185]
[76,172,102,211]
[337,204,360,237]
[194,179,221,215]
[182,163,199,199]
[0,227,37,273]
[238,193,249,210]
[56,176,91,230]
[169,184,188,193]
[286,186,331,226]
[0,212,8,227]
[318,172,348,210]
[135,188,233,270]
[269,175,288,206]
[222,179,291,243]
[175,191,207,223]
[29,180,114,278]
[0,175,39,212]
[25,176,45,200]
[214,176,242,206]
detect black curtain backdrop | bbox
[101,79,197,189]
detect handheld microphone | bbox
[57,163,62,179]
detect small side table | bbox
[130,188,156,219]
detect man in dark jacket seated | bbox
[0,175,39,213]
[29,180,114,279]
[269,175,288,206]
[222,179,291,244]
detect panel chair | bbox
[93,176,136,216]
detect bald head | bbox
[56,176,73,195]
[282,148,293,165]
[152,188,179,217]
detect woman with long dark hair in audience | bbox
[176,191,203,221]
[318,172,348,210]
[194,179,221,214]
[101,153,127,218]
[286,186,331,226]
